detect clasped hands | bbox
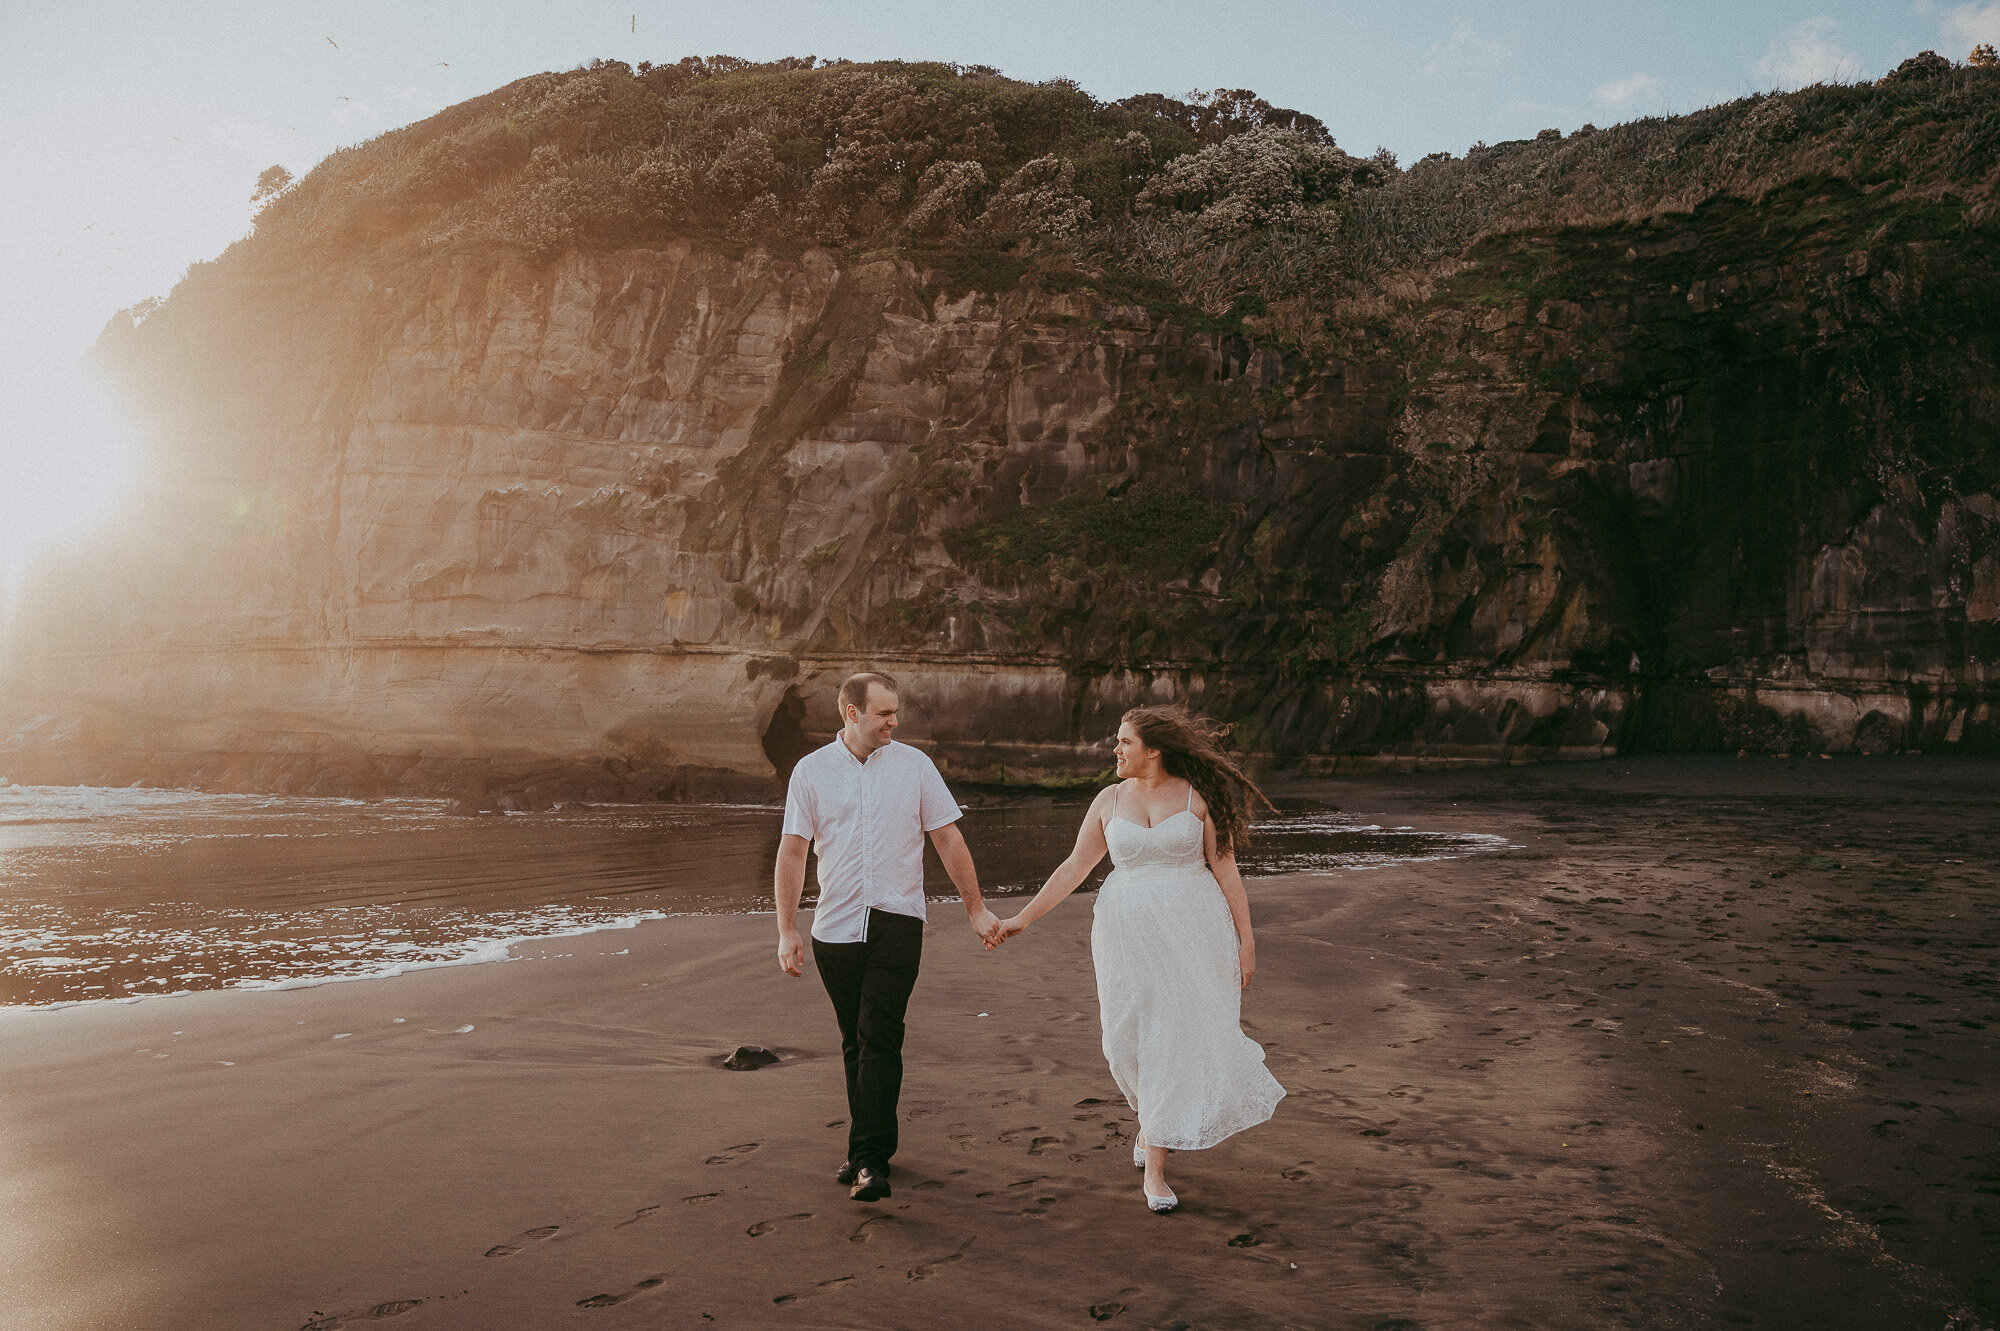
[972,908,1028,951]
[777,910,1023,975]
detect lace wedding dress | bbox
[1092,783,1286,1151]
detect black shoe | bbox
[835,1160,890,1185]
[849,1165,891,1202]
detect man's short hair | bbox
[839,672,898,716]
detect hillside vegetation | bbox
[237,50,2000,340]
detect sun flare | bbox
[0,360,143,591]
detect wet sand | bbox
[0,790,1478,1006]
[2,756,1994,1330]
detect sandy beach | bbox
[3,756,1994,1330]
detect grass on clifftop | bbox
[200,48,2000,341]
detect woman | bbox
[996,704,1285,1212]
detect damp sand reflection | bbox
[0,787,1505,1006]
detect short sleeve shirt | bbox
[782,737,963,943]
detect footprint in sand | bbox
[850,1215,893,1243]
[1355,1212,1440,1267]
[484,1225,560,1257]
[576,1276,665,1308]
[746,1212,813,1237]
[907,1252,964,1281]
[1026,1135,1064,1154]
[1280,1162,1316,1182]
[995,1126,1041,1144]
[683,1192,722,1205]
[1228,1224,1281,1249]
[772,1276,857,1304]
[300,1300,422,1329]
[614,1206,659,1228]
[705,1142,760,1165]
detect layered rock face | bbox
[4,178,1997,799]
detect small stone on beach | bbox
[723,1045,780,1070]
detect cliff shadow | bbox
[760,685,814,782]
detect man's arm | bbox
[774,833,809,976]
[927,821,1001,946]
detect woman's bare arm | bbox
[998,786,1115,940]
[1198,796,1258,987]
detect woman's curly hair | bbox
[1121,704,1273,855]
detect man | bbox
[774,672,1002,1202]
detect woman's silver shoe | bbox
[1132,1140,1146,1168]
[1143,1185,1178,1213]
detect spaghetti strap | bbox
[1186,783,1194,814]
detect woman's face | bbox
[1113,721,1157,778]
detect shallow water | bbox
[0,786,1506,1006]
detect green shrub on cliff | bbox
[232,50,2000,346]
[247,57,1354,275]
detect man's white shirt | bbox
[782,737,963,943]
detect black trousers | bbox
[812,908,924,1169]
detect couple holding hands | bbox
[773,673,1285,1214]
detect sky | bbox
[2,0,1997,585]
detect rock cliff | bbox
[4,61,1997,798]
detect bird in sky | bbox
[338,96,352,101]
[325,36,339,49]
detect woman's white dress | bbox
[1092,784,1286,1151]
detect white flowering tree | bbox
[1135,125,1361,240]
[977,155,1093,239]
[903,159,990,237]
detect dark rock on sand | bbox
[722,1045,780,1071]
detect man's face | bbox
[846,684,900,749]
